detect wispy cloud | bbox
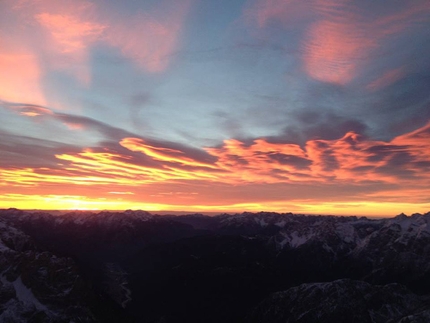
[367,67,405,91]
[105,0,191,72]
[120,138,217,169]
[35,12,106,54]
[247,0,430,84]
[0,0,191,103]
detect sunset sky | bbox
[1,0,429,216]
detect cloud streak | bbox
[1,97,429,213]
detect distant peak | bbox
[395,212,408,220]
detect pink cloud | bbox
[105,1,191,72]
[367,67,405,91]
[32,2,106,86]
[0,51,46,106]
[375,2,430,36]
[248,0,430,84]
[301,0,375,84]
[302,19,373,84]
[35,12,106,54]
[0,0,105,89]
[1,0,189,104]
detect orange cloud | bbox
[207,122,430,185]
[391,121,430,168]
[120,138,217,169]
[1,122,430,214]
[205,138,312,183]
[3,121,430,187]
[2,122,430,190]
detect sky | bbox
[0,0,429,216]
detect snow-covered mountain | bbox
[1,208,430,322]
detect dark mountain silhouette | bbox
[1,208,430,322]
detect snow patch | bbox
[13,276,49,312]
[275,220,286,228]
[290,231,309,247]
[279,231,313,248]
[0,275,50,314]
[254,217,268,227]
[335,223,356,243]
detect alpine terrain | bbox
[1,208,430,322]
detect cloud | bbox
[367,67,405,91]
[104,0,191,72]
[3,98,429,190]
[0,51,45,105]
[206,121,430,185]
[1,101,220,168]
[120,138,217,169]
[35,12,106,54]
[0,100,222,188]
[302,18,373,84]
[6,103,53,118]
[0,0,191,105]
[0,130,78,170]
[276,109,368,145]
[247,0,430,85]
[241,0,430,149]
[5,0,106,86]
[1,115,429,213]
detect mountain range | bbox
[1,208,429,322]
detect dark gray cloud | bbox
[0,130,81,169]
[0,100,218,169]
[264,109,368,146]
[266,153,311,170]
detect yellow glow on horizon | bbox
[1,194,428,217]
[0,194,164,212]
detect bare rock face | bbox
[246,279,430,323]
